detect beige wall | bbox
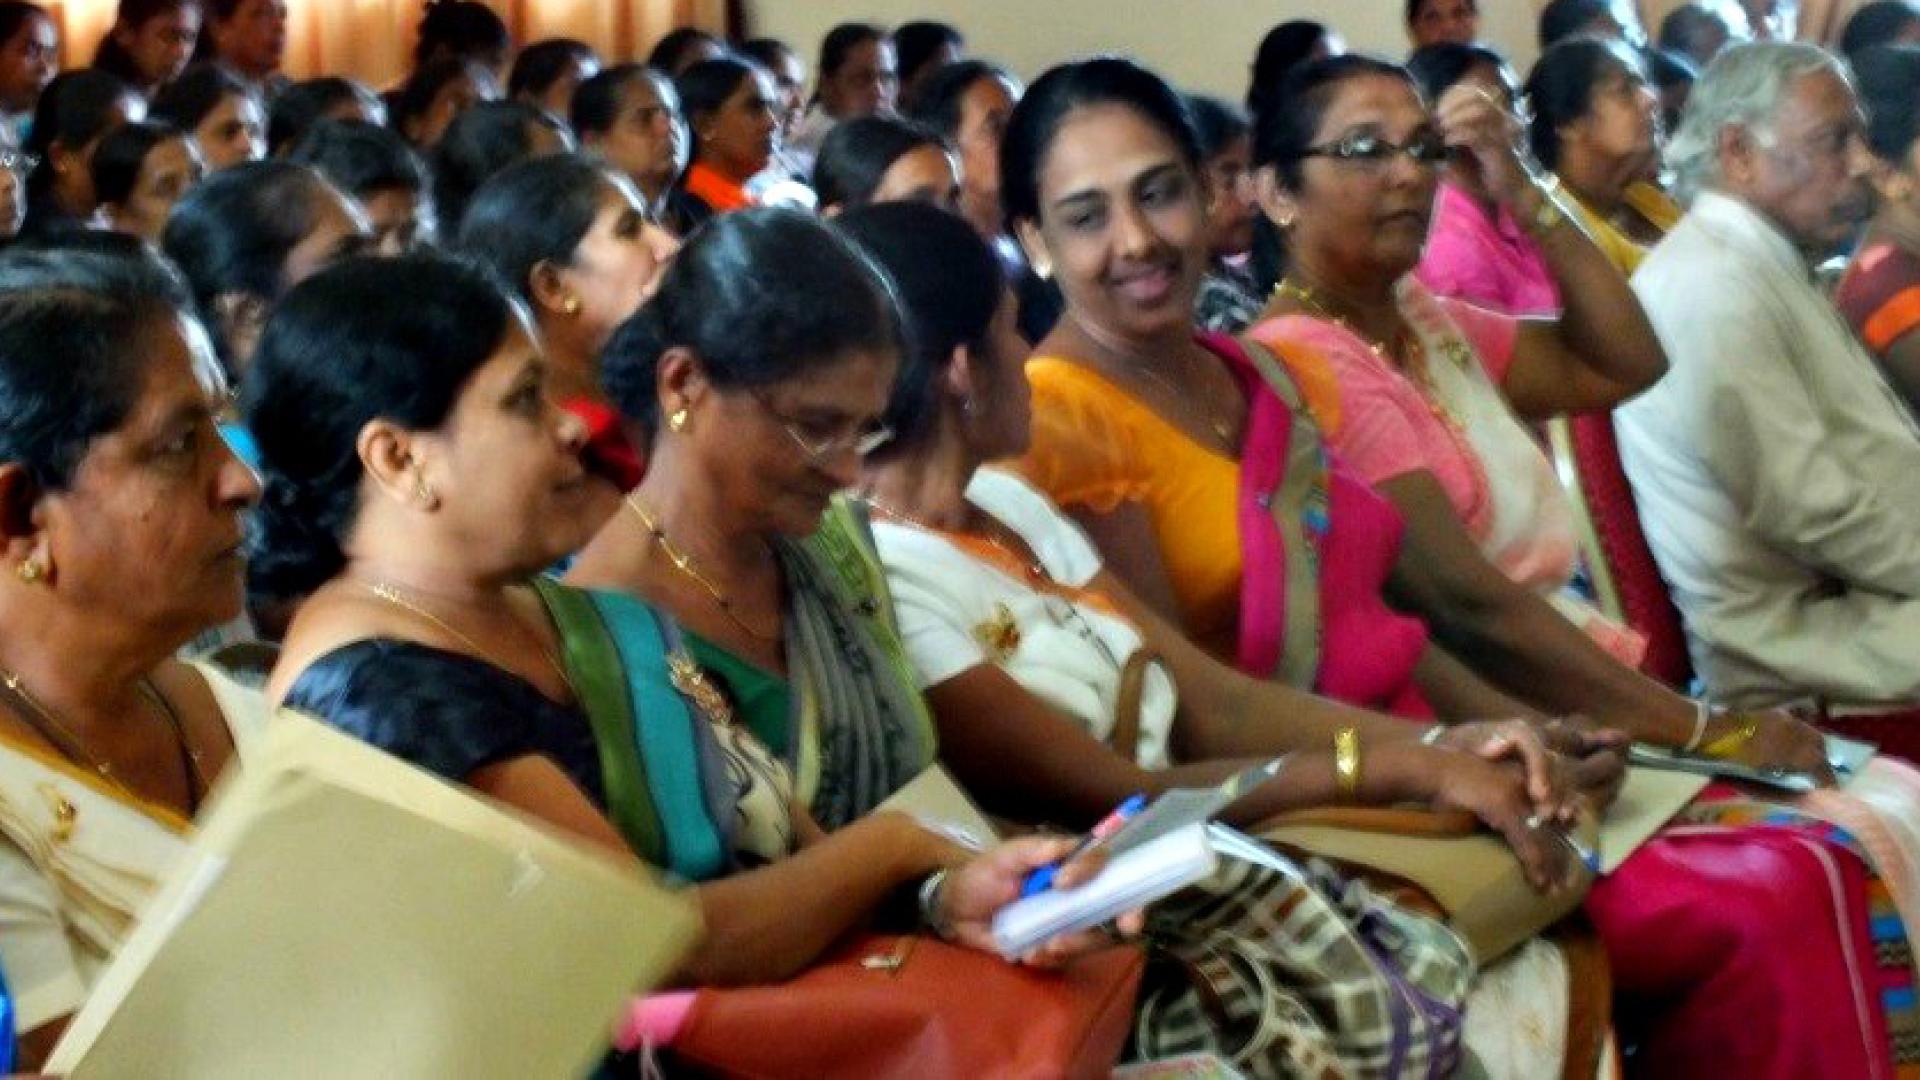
[746,0,1543,102]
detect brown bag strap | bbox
[1109,649,1159,762]
[1234,335,1325,690]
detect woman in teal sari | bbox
[255,252,1121,990]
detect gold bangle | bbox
[1334,727,1361,798]
[1700,719,1759,760]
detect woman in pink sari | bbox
[1237,52,1920,1076]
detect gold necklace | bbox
[1274,276,1475,437]
[1130,361,1237,448]
[362,582,571,691]
[0,668,206,812]
[863,494,1048,581]
[624,496,784,644]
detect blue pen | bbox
[1021,794,1148,898]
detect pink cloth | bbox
[1253,300,1515,543]
[1589,826,1894,1079]
[1205,332,1432,716]
[615,991,698,1052]
[1416,182,1562,317]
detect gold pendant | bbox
[972,603,1023,663]
[667,653,737,727]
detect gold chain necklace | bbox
[0,669,206,811]
[1274,277,1476,437]
[623,496,784,644]
[361,583,571,691]
[863,494,1048,581]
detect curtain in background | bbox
[39,0,730,90]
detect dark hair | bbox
[90,119,187,206]
[1185,93,1249,160]
[0,2,46,49]
[391,57,492,144]
[1248,55,1415,291]
[600,208,903,433]
[150,63,252,133]
[1406,0,1478,23]
[26,70,136,201]
[93,0,200,88]
[1643,45,1698,89]
[1658,3,1730,59]
[1854,44,1920,161]
[1001,56,1202,227]
[161,160,342,369]
[287,118,427,201]
[1844,1,1920,58]
[0,243,196,492]
[1405,42,1512,103]
[835,201,1001,459]
[907,59,1014,139]
[738,37,796,74]
[430,100,566,231]
[647,27,722,75]
[893,21,962,89]
[1247,21,1333,117]
[243,253,517,599]
[1539,0,1617,48]
[268,77,382,155]
[569,61,655,137]
[817,22,886,85]
[812,114,947,210]
[414,0,509,69]
[508,38,596,102]
[1524,37,1646,168]
[456,152,618,299]
[675,56,756,158]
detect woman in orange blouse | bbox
[673,57,780,226]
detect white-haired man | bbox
[1618,41,1920,710]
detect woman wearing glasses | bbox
[1245,53,1660,667]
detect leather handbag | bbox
[668,933,1144,1079]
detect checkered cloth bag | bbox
[1133,828,1473,1079]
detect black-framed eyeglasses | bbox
[1301,132,1452,169]
[749,388,894,460]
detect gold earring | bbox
[1032,260,1053,281]
[561,295,582,316]
[667,408,689,433]
[412,472,438,509]
[15,559,43,585]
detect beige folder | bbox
[47,711,703,1078]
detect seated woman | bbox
[1837,45,1920,416]
[811,115,959,216]
[1248,55,1659,663]
[149,63,265,172]
[570,64,692,233]
[1407,43,1562,317]
[162,160,371,383]
[390,57,499,152]
[457,152,678,496]
[1186,94,1264,334]
[1006,55,1920,1078]
[509,38,600,123]
[91,0,201,99]
[0,244,263,1068]
[672,58,780,226]
[1526,38,1679,270]
[91,119,203,245]
[20,70,142,242]
[426,101,571,238]
[265,76,385,157]
[254,252,1117,1001]
[286,119,435,255]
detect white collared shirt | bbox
[1618,189,1920,708]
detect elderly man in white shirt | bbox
[1619,41,1920,710]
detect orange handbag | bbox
[670,933,1145,1079]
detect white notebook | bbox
[991,822,1217,958]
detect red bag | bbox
[671,934,1144,1079]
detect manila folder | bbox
[48,710,702,1078]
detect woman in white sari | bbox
[0,241,262,1067]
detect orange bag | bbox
[671,933,1144,1079]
